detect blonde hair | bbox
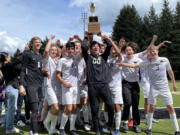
[147,45,158,52]
[50,44,61,57]
[30,36,41,46]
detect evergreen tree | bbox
[159,0,173,40]
[174,1,180,29]
[112,5,142,46]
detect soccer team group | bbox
[1,32,180,135]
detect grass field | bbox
[0,82,180,135]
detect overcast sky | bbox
[0,0,179,55]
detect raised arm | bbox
[103,34,122,61]
[141,34,158,56]
[81,35,89,61]
[44,34,55,59]
[156,41,171,50]
[74,35,82,43]
[168,69,177,92]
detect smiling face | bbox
[49,45,58,58]
[75,42,81,55]
[125,46,134,59]
[66,46,75,58]
[31,38,42,52]
[90,43,100,56]
[147,46,159,60]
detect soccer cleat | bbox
[59,129,66,135]
[152,118,159,123]
[49,129,60,135]
[69,130,79,135]
[113,129,120,135]
[26,119,31,125]
[6,127,20,134]
[102,124,109,132]
[175,131,180,135]
[146,129,152,135]
[84,124,91,131]
[123,123,129,131]
[133,125,141,133]
[29,130,33,135]
[17,120,26,127]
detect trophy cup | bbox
[88,2,100,34]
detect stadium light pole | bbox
[81,12,87,36]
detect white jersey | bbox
[77,57,86,85]
[45,56,61,91]
[122,55,142,82]
[107,56,122,88]
[135,53,149,83]
[56,56,79,87]
[139,57,172,91]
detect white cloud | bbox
[69,0,179,32]
[0,31,26,55]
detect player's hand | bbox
[56,39,61,45]
[116,62,122,67]
[74,35,80,39]
[19,85,26,96]
[69,36,74,42]
[153,35,158,40]
[64,82,72,88]
[173,83,177,92]
[1,92,5,99]
[82,79,87,86]
[24,43,30,50]
[42,67,48,73]
[51,34,55,40]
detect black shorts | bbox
[26,86,43,103]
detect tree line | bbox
[112,0,180,79]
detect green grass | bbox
[0,119,180,135]
[139,82,180,108]
[0,82,180,135]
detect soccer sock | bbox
[45,111,53,124]
[83,105,89,123]
[115,111,121,130]
[129,106,133,120]
[70,114,77,131]
[104,111,108,124]
[145,114,148,120]
[170,113,180,131]
[60,113,68,130]
[41,108,48,121]
[76,107,81,121]
[147,113,153,130]
[88,104,92,121]
[98,103,103,119]
[57,110,63,125]
[50,115,58,131]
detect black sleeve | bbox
[19,51,29,86]
[81,37,89,62]
[101,38,112,61]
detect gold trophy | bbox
[88,2,100,34]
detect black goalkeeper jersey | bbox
[20,50,45,87]
[81,37,112,84]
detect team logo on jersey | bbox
[160,60,164,63]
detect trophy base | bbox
[88,22,100,34]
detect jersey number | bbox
[93,58,101,64]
